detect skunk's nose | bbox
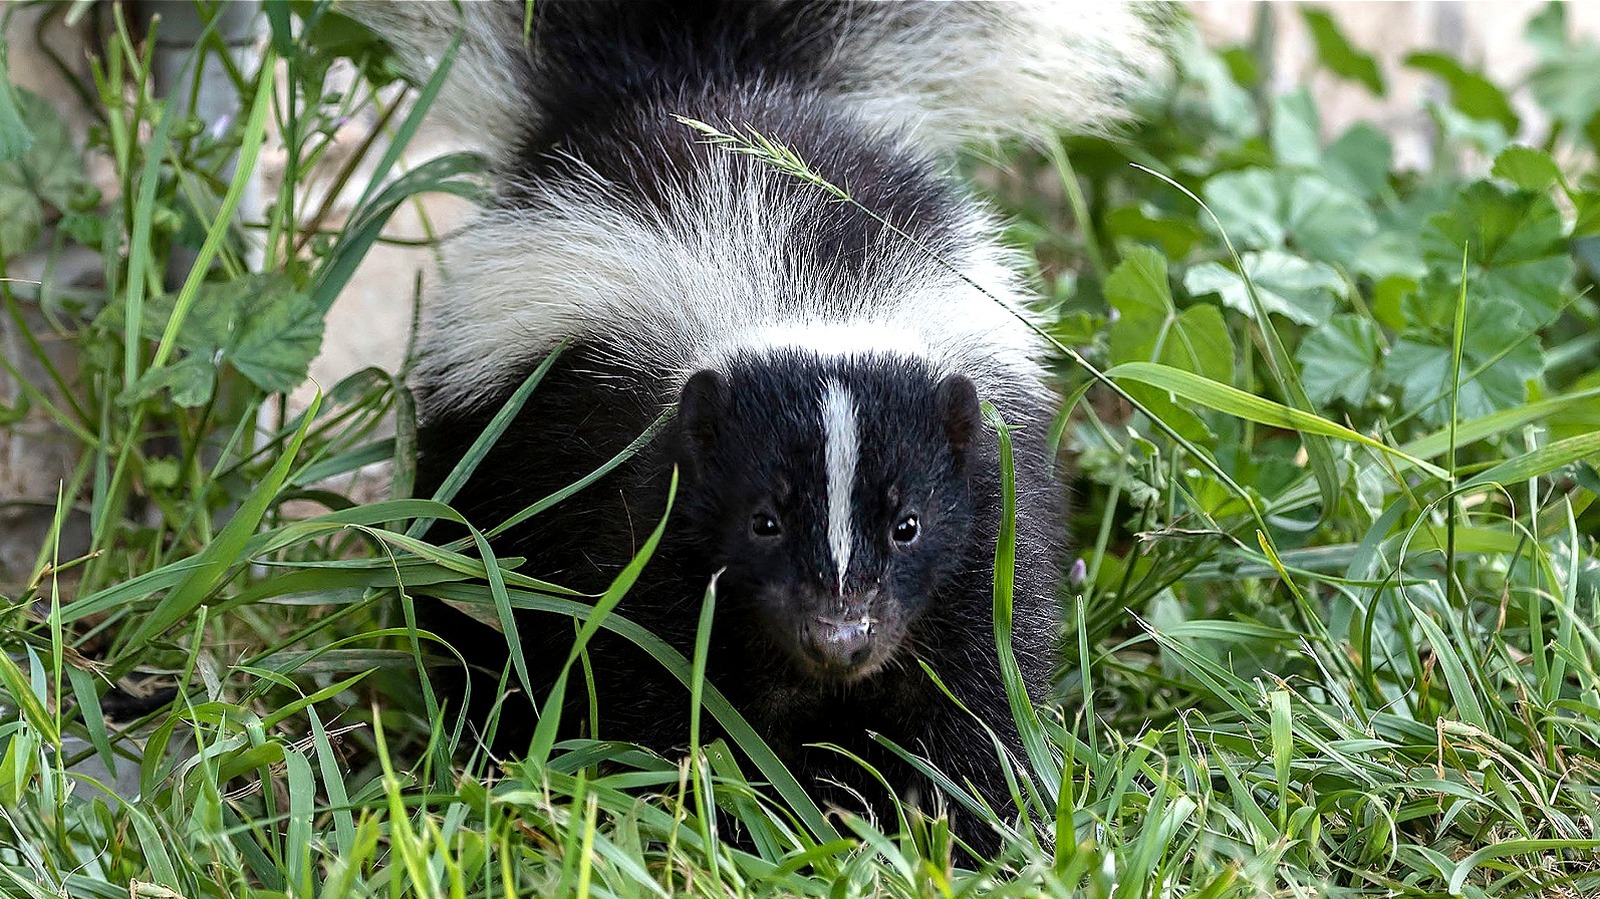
[806,613,873,670]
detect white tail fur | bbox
[346,1,1171,159]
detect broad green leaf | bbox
[1201,168,1283,249]
[1574,192,1600,239]
[1427,183,1564,275]
[1202,168,1375,267]
[1107,247,1231,441]
[1104,244,1174,332]
[1528,34,1600,130]
[0,185,42,257]
[1406,52,1519,133]
[1371,275,1419,329]
[0,89,84,209]
[0,43,31,161]
[1524,1,1568,62]
[1302,8,1385,94]
[1462,294,1544,369]
[1322,123,1393,200]
[1218,47,1260,90]
[1430,98,1511,157]
[1185,250,1342,327]
[1270,89,1321,169]
[121,355,216,408]
[111,273,324,397]
[1424,182,1572,327]
[0,89,86,255]
[1397,272,1461,334]
[308,8,384,53]
[1048,310,1103,346]
[1295,314,1381,407]
[1355,232,1430,282]
[1285,176,1378,266]
[1491,145,1562,192]
[1183,29,1260,140]
[229,279,324,392]
[1164,305,1232,384]
[1387,297,1544,426]
[99,287,229,353]
[1104,204,1204,258]
[1576,233,1600,287]
[1364,179,1457,278]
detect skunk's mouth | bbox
[740,583,908,683]
[790,604,904,683]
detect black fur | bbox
[484,0,913,160]
[420,346,1062,846]
[491,2,971,265]
[408,0,1068,849]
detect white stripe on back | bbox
[820,380,859,593]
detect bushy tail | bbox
[345,1,533,153]
[348,0,1171,158]
[819,2,1173,150]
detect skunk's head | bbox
[674,350,984,684]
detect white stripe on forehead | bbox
[820,379,859,592]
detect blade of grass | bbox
[1106,361,1448,478]
[406,345,563,539]
[425,581,839,843]
[688,571,722,880]
[1130,162,1343,529]
[115,391,322,658]
[985,404,1061,804]
[527,471,680,768]
[1461,430,1600,489]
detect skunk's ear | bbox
[677,369,730,477]
[934,373,981,468]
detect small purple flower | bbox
[1068,558,1087,586]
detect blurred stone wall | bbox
[2,2,1597,588]
[1,4,105,583]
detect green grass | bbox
[3,2,1600,896]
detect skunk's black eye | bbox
[751,513,783,539]
[892,514,920,544]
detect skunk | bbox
[357,0,1166,844]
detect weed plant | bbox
[1,3,1599,896]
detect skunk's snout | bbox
[793,588,898,680]
[807,612,874,670]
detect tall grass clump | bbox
[1,2,1598,896]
